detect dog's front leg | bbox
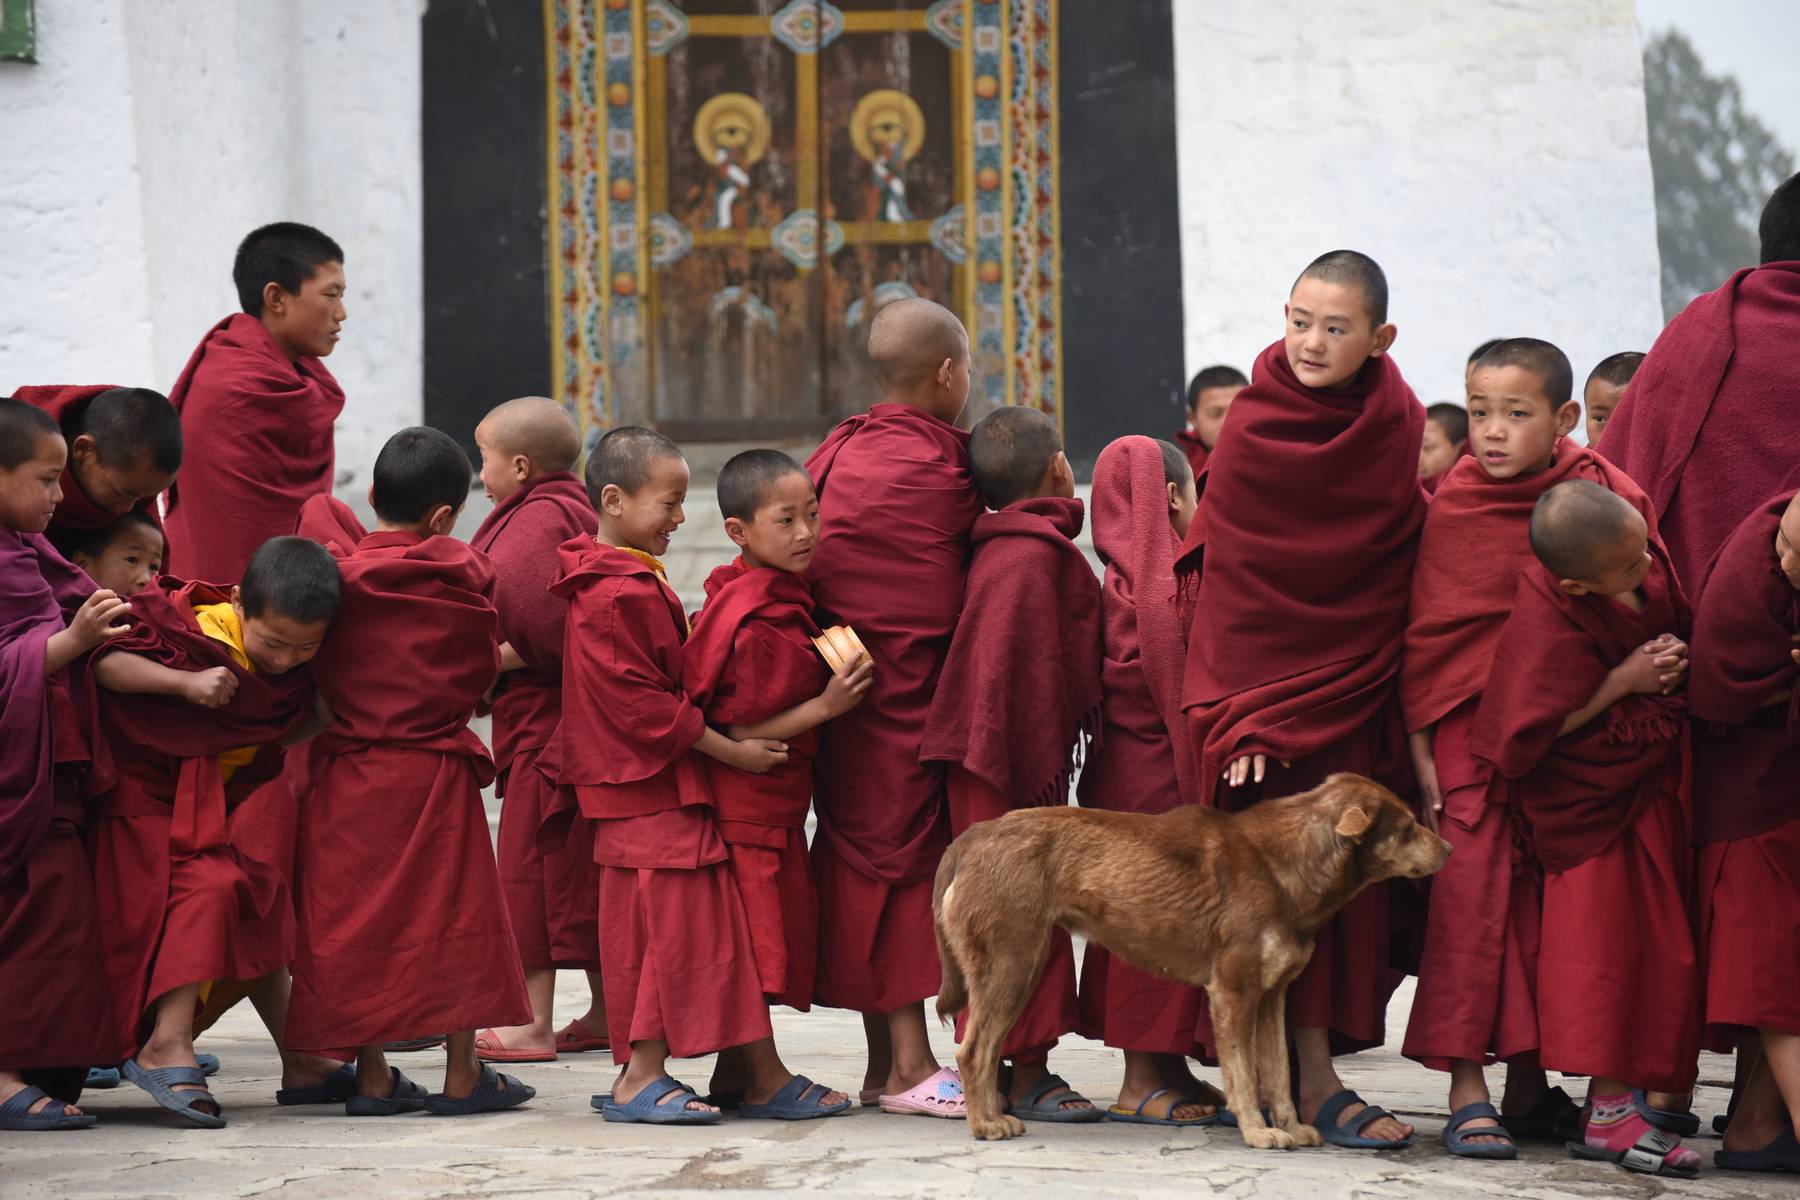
[1209,983,1295,1150]
[1257,986,1319,1146]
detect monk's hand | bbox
[1617,640,1671,696]
[1223,754,1267,789]
[1647,634,1689,693]
[731,737,789,775]
[1791,633,1799,666]
[68,589,131,649]
[1408,729,1442,832]
[821,652,875,716]
[183,666,239,709]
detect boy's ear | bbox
[1554,401,1581,438]
[1370,322,1398,357]
[511,452,533,481]
[230,584,244,615]
[426,503,458,536]
[723,516,750,550]
[599,482,625,515]
[261,280,288,317]
[69,432,99,464]
[1557,577,1591,597]
[1167,481,1181,512]
[935,357,954,388]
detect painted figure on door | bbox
[852,89,926,224]
[693,92,772,230]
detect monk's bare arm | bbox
[93,653,236,708]
[728,655,874,742]
[692,725,789,775]
[497,642,527,673]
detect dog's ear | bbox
[1334,803,1373,843]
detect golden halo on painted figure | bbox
[692,92,772,166]
[849,88,925,164]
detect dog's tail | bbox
[931,843,968,1026]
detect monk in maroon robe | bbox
[466,397,605,1063]
[804,298,983,1113]
[921,406,1100,1121]
[1172,365,1244,480]
[1178,252,1423,1145]
[11,384,179,554]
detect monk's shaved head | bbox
[479,395,581,472]
[1293,249,1389,326]
[585,425,683,506]
[0,396,61,470]
[1475,337,1573,407]
[867,297,968,390]
[717,449,809,522]
[1529,480,1641,580]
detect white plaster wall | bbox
[1172,0,1665,409]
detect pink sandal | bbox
[473,1029,557,1064]
[1569,1095,1700,1178]
[878,1067,965,1118]
[554,1017,609,1054]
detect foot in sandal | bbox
[1004,1059,1101,1122]
[1571,1091,1700,1178]
[0,1073,96,1131]
[879,1066,965,1118]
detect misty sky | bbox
[1635,0,1800,156]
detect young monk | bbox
[1076,436,1226,1125]
[467,397,607,1064]
[1399,338,1664,1155]
[0,398,131,1131]
[1691,485,1800,1172]
[1581,351,1644,447]
[285,427,534,1116]
[1177,250,1425,1147]
[545,426,787,1124]
[1470,479,1702,1178]
[1419,402,1469,493]
[804,297,984,1114]
[52,510,164,598]
[87,535,341,1127]
[10,384,180,550]
[681,448,867,1118]
[163,223,346,582]
[1173,365,1246,478]
[920,405,1102,1121]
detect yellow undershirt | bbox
[192,602,257,781]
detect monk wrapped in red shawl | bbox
[1691,486,1800,1171]
[1398,339,1661,1156]
[1597,176,1800,588]
[1177,250,1424,1147]
[804,298,983,1115]
[86,535,341,1128]
[0,399,132,1131]
[1469,480,1703,1179]
[1172,365,1245,479]
[920,406,1101,1122]
[285,430,534,1117]
[545,428,820,1125]
[10,384,179,557]
[466,397,606,1065]
[1418,402,1470,495]
[162,223,346,583]
[681,448,866,1117]
[1075,436,1226,1125]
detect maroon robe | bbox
[11,384,167,552]
[469,473,601,973]
[1173,427,1209,479]
[283,495,529,1052]
[804,402,982,1011]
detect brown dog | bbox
[933,772,1449,1148]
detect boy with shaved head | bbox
[1581,352,1643,447]
[1174,365,1246,478]
[467,397,607,1064]
[10,385,180,551]
[804,297,984,1114]
[1466,479,1702,1178]
[546,427,794,1124]
[1178,249,1427,1147]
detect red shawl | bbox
[1173,428,1208,479]
[0,531,94,883]
[1077,436,1197,810]
[163,314,344,582]
[1420,444,1474,496]
[1598,262,1800,587]
[1177,339,1427,797]
[804,401,983,884]
[1689,489,1800,842]
[682,557,826,829]
[541,539,708,820]
[1401,446,1653,732]
[11,384,167,544]
[921,496,1102,806]
[1470,547,1690,872]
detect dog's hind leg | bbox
[1209,982,1295,1151]
[954,919,1045,1141]
[1257,986,1319,1147]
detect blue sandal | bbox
[1716,1129,1800,1173]
[424,1065,534,1116]
[346,1068,429,1117]
[601,1076,722,1125]
[739,1075,852,1121]
[275,1062,359,1106]
[1442,1102,1518,1159]
[84,1066,122,1090]
[1314,1089,1411,1149]
[122,1058,225,1128]
[1008,1073,1104,1123]
[0,1085,97,1131]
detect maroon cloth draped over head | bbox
[1471,547,1690,872]
[804,401,983,884]
[921,496,1102,806]
[1689,488,1800,843]
[1402,446,1653,732]
[1173,428,1208,479]
[1597,262,1800,587]
[163,314,344,582]
[1178,339,1427,797]
[11,384,167,544]
[0,531,94,883]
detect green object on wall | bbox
[0,0,36,63]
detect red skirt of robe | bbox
[1401,701,1543,1069]
[812,834,941,1014]
[1698,817,1800,1044]
[0,784,128,1092]
[947,768,1077,1062]
[595,806,772,1062]
[720,821,816,1012]
[498,753,600,971]
[285,747,532,1052]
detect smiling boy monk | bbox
[1399,338,1664,1155]
[805,298,984,1113]
[546,427,788,1124]
[681,449,868,1118]
[1469,480,1702,1178]
[1173,366,1246,479]
[467,397,607,1064]
[1177,250,1426,1147]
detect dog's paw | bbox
[1284,1122,1323,1147]
[969,1113,1027,1141]
[1239,1125,1297,1151]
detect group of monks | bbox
[2,175,1799,1176]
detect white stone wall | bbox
[0,0,422,490]
[1172,0,1665,411]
